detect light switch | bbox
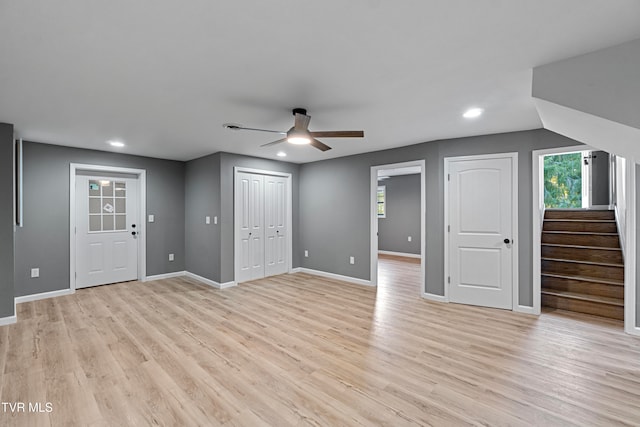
[169,253,174,261]
[205,216,211,224]
[31,268,40,278]
[214,216,218,225]
[148,214,155,223]
[304,250,309,258]
[349,256,355,265]
[408,236,412,242]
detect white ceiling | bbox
[1,1,639,163]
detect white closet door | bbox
[236,172,265,282]
[265,175,288,277]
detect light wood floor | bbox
[1,256,640,426]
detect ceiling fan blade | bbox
[309,130,364,138]
[310,138,332,152]
[294,113,311,130]
[260,138,287,147]
[224,124,286,135]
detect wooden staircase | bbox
[541,209,624,320]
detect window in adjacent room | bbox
[377,185,386,218]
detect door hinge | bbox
[447,276,450,284]
[447,174,450,181]
[447,225,450,232]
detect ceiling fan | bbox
[223,108,364,152]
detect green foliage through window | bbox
[544,153,582,208]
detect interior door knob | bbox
[132,231,137,236]
[504,238,511,244]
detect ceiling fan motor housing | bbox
[292,108,307,116]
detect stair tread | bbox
[544,219,616,223]
[542,231,618,236]
[541,257,624,268]
[541,289,624,306]
[541,272,624,286]
[541,243,621,251]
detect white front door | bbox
[448,155,515,310]
[236,172,265,282]
[264,175,288,277]
[76,176,139,288]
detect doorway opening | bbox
[543,149,613,210]
[370,160,425,297]
[533,145,636,332]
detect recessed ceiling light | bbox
[108,140,125,147]
[463,108,483,119]
[277,151,287,157]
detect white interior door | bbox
[236,172,265,282]
[448,156,514,310]
[265,175,288,277]
[76,176,139,288]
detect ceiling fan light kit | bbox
[224,108,364,152]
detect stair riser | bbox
[543,221,617,233]
[541,246,623,265]
[541,259,624,281]
[544,210,615,220]
[541,233,619,248]
[542,294,623,320]
[542,276,624,299]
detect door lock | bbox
[132,231,137,236]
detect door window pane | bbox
[88,180,128,232]
[89,215,101,232]
[115,215,126,231]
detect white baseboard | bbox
[143,271,186,282]
[290,267,303,274]
[185,272,237,289]
[294,268,373,287]
[422,292,448,303]
[0,315,17,326]
[15,288,75,304]
[378,250,421,259]
[514,305,537,315]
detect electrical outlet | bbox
[214,216,218,225]
[408,236,412,242]
[31,268,39,278]
[304,250,309,258]
[148,214,155,223]
[168,253,174,261]
[205,216,211,224]
[349,256,355,265]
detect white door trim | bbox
[70,163,147,291]
[233,167,293,282]
[444,152,519,310]
[370,160,426,296]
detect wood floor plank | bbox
[2,255,640,426]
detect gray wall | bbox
[185,153,221,282]
[299,129,581,307]
[185,152,300,284]
[0,124,15,318]
[378,174,421,254]
[14,141,185,297]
